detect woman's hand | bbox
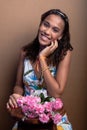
[6,93,23,110]
[39,40,58,58]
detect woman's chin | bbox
[39,41,51,46]
[38,36,51,46]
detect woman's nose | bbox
[45,28,51,35]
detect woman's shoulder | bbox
[20,48,26,58]
[57,50,72,68]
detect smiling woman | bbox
[38,14,65,46]
[6,9,73,130]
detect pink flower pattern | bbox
[17,95,63,124]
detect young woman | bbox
[7,9,73,130]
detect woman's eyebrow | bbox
[53,26,60,31]
[43,20,61,31]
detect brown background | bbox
[0,0,87,130]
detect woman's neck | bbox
[39,45,46,52]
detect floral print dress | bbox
[23,59,56,96]
[12,59,72,130]
[23,59,72,130]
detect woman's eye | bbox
[43,21,49,27]
[53,28,59,33]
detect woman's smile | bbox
[39,31,51,42]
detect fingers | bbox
[6,102,10,109]
[9,95,18,108]
[6,94,22,110]
[39,40,58,58]
[54,40,58,48]
[7,97,17,109]
[50,40,58,53]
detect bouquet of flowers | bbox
[17,90,63,124]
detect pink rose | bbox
[39,113,50,123]
[44,102,52,112]
[52,113,62,124]
[52,98,63,110]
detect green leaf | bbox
[24,69,33,76]
[39,93,51,103]
[40,93,45,103]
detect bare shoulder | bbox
[58,50,72,67]
[20,48,26,60]
[64,50,72,61]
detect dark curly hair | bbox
[23,9,73,66]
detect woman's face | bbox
[38,14,65,46]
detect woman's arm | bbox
[39,50,72,98]
[13,49,25,95]
[7,49,25,109]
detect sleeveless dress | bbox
[12,59,72,130]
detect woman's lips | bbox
[40,32,51,41]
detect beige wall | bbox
[0,0,87,130]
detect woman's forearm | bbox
[39,56,61,98]
[13,85,24,95]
